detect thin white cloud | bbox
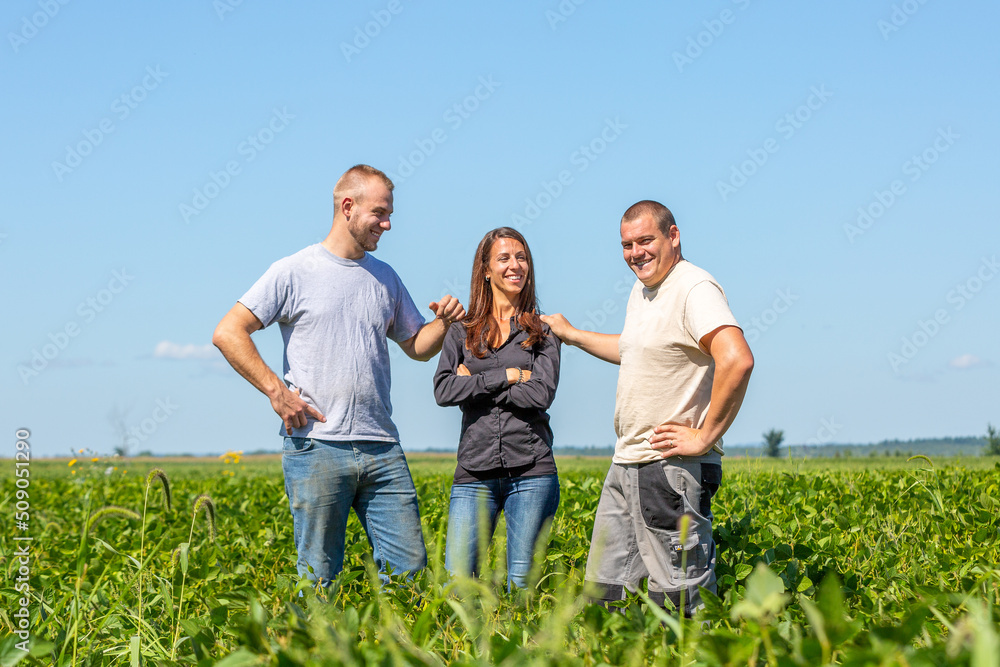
[154,341,217,360]
[948,354,991,370]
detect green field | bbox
[2,454,999,665]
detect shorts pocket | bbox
[699,463,722,518]
[637,461,684,531]
[663,530,708,570]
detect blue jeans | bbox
[282,438,427,584]
[445,474,559,589]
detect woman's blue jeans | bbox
[445,473,559,589]
[282,437,427,585]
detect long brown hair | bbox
[464,227,545,358]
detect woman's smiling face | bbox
[486,237,529,303]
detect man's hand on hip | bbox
[271,386,326,436]
[650,423,713,458]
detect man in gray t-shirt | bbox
[213,164,465,585]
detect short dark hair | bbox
[622,200,676,235]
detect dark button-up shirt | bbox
[433,320,561,472]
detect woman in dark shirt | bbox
[433,227,560,589]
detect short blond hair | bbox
[333,164,394,210]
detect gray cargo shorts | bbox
[584,457,722,615]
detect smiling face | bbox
[486,237,529,306]
[620,213,681,288]
[346,178,393,253]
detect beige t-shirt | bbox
[613,260,740,465]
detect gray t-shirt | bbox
[239,244,425,442]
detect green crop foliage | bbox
[2,455,999,665]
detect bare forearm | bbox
[566,330,621,364]
[213,329,284,399]
[698,358,753,447]
[541,314,620,364]
[408,318,449,361]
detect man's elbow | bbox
[399,341,429,362]
[718,345,754,380]
[213,318,250,356]
[733,348,754,380]
[212,322,232,352]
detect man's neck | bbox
[322,224,365,260]
[644,256,684,290]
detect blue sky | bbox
[3,1,998,457]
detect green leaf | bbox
[637,591,682,637]
[214,648,264,667]
[0,634,29,667]
[801,598,829,656]
[730,564,789,623]
[734,563,753,580]
[179,542,190,575]
[967,600,1000,667]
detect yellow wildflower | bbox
[219,450,243,464]
[68,459,78,466]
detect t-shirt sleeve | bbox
[238,261,295,329]
[683,280,741,345]
[387,275,426,343]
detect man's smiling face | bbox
[347,178,393,253]
[620,213,681,288]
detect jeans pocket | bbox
[282,437,315,457]
[638,461,684,531]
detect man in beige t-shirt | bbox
[542,200,754,614]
